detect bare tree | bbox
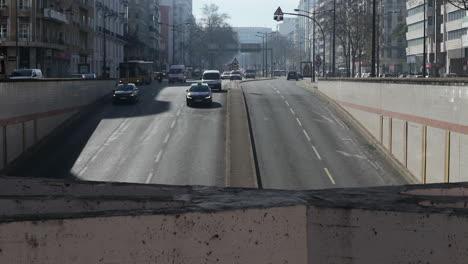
[447,0,468,10]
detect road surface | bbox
[242,78,409,190]
[12,80,228,186]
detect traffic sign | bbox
[274,7,284,21]
[232,58,239,65]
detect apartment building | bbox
[93,0,126,78]
[160,0,194,67]
[0,0,94,77]
[126,0,160,68]
[440,3,467,75]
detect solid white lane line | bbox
[290,108,296,115]
[155,150,162,163]
[296,118,303,127]
[331,114,346,129]
[324,168,336,184]
[171,120,176,129]
[145,172,154,184]
[285,100,290,107]
[164,134,170,144]
[303,129,311,142]
[312,146,322,160]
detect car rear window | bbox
[190,85,210,92]
[116,85,135,91]
[203,73,220,80]
[170,69,183,74]
[11,70,33,77]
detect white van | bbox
[202,70,222,91]
[168,65,186,83]
[10,69,44,80]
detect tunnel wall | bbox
[319,78,468,184]
[0,79,115,171]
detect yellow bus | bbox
[119,61,153,85]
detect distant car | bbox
[287,71,298,81]
[83,73,97,79]
[9,69,43,80]
[186,83,212,107]
[274,70,282,77]
[442,73,457,78]
[221,72,231,80]
[230,71,242,80]
[112,83,139,104]
[202,70,222,91]
[361,73,371,78]
[245,69,256,79]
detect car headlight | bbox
[205,95,211,99]
[130,94,135,96]
[113,94,116,97]
[186,95,192,99]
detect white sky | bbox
[193,0,298,29]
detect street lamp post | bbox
[158,22,191,65]
[255,35,266,77]
[292,9,327,78]
[257,31,277,77]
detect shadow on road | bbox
[8,82,172,180]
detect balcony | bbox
[43,8,69,24]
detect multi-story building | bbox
[160,0,194,68]
[440,3,467,76]
[159,4,170,69]
[93,0,126,78]
[0,0,94,77]
[126,0,160,69]
[406,0,437,74]
[376,0,408,74]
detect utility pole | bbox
[423,0,427,76]
[16,0,19,69]
[371,0,377,77]
[332,0,336,77]
[102,14,107,78]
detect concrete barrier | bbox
[318,78,468,184]
[1,176,468,263]
[0,79,115,171]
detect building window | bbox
[448,28,467,40]
[18,0,30,10]
[408,38,424,46]
[19,23,29,41]
[407,4,426,17]
[407,21,425,32]
[0,24,6,39]
[447,10,465,22]
[0,0,8,9]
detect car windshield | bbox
[231,71,240,74]
[170,69,183,74]
[11,70,33,77]
[190,85,209,92]
[116,85,134,91]
[203,73,220,80]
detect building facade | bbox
[94,0,126,78]
[160,0,194,68]
[278,18,295,37]
[126,0,160,69]
[440,3,467,76]
[0,0,94,77]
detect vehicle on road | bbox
[202,70,222,91]
[287,71,299,81]
[112,83,139,104]
[221,72,231,80]
[9,69,43,80]
[119,61,153,85]
[442,73,457,78]
[245,69,256,79]
[168,65,187,84]
[230,70,242,80]
[186,83,212,106]
[274,70,282,77]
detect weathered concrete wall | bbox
[319,79,468,184]
[0,80,114,170]
[1,177,468,263]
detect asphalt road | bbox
[243,78,409,190]
[12,80,228,186]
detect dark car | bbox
[245,70,256,79]
[287,71,299,81]
[186,83,213,107]
[112,83,139,104]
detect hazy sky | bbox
[193,0,298,29]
